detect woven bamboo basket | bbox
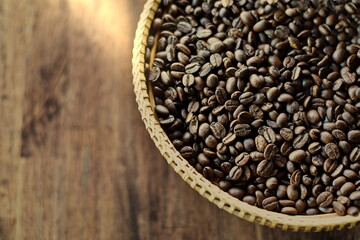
[132,0,360,232]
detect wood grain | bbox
[0,0,359,239]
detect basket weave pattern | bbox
[132,0,360,232]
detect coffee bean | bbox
[224,100,240,111]
[177,21,192,34]
[229,166,243,181]
[234,124,251,137]
[249,74,264,88]
[255,135,268,152]
[287,185,299,201]
[289,150,306,163]
[266,177,278,190]
[347,206,359,216]
[308,142,321,155]
[239,92,254,105]
[210,53,222,67]
[280,128,294,141]
[229,187,245,199]
[196,29,212,39]
[348,130,360,143]
[210,40,225,53]
[238,112,254,124]
[257,160,274,177]
[349,191,360,201]
[155,105,170,117]
[350,147,360,162]
[293,133,310,149]
[243,195,256,205]
[316,191,333,208]
[324,158,338,173]
[264,144,278,159]
[324,143,340,160]
[198,123,210,139]
[149,67,161,82]
[262,196,278,211]
[185,62,201,74]
[260,126,276,143]
[253,20,269,32]
[240,11,255,27]
[340,182,356,196]
[338,196,351,207]
[210,122,226,139]
[342,71,356,85]
[289,170,301,187]
[281,207,297,215]
[333,201,346,216]
[234,153,250,167]
[277,93,294,102]
[222,133,236,145]
[215,88,228,105]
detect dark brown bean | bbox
[289,150,306,163]
[257,160,274,177]
[316,191,333,208]
[262,197,278,211]
[332,201,346,216]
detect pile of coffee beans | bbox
[144,0,360,215]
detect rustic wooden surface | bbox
[1,0,360,239]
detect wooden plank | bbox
[0,0,27,239]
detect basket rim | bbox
[132,0,360,232]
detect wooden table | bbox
[1,0,359,239]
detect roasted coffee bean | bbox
[238,112,254,124]
[229,188,245,199]
[325,143,340,159]
[338,196,351,207]
[229,166,243,181]
[293,133,310,149]
[196,29,212,39]
[281,207,297,215]
[350,147,360,162]
[308,142,321,155]
[235,153,251,167]
[287,185,299,201]
[348,130,360,143]
[260,126,276,143]
[255,135,267,152]
[234,124,251,137]
[316,191,333,208]
[177,21,192,34]
[264,144,278,159]
[347,206,359,216]
[257,160,274,177]
[280,128,294,141]
[324,158,338,173]
[240,11,255,27]
[243,195,256,205]
[210,122,226,139]
[262,197,278,211]
[239,92,254,105]
[290,170,301,187]
[253,20,269,32]
[333,201,346,216]
[222,133,236,145]
[266,177,278,190]
[289,150,306,163]
[340,182,356,196]
[185,62,201,74]
[349,191,360,201]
